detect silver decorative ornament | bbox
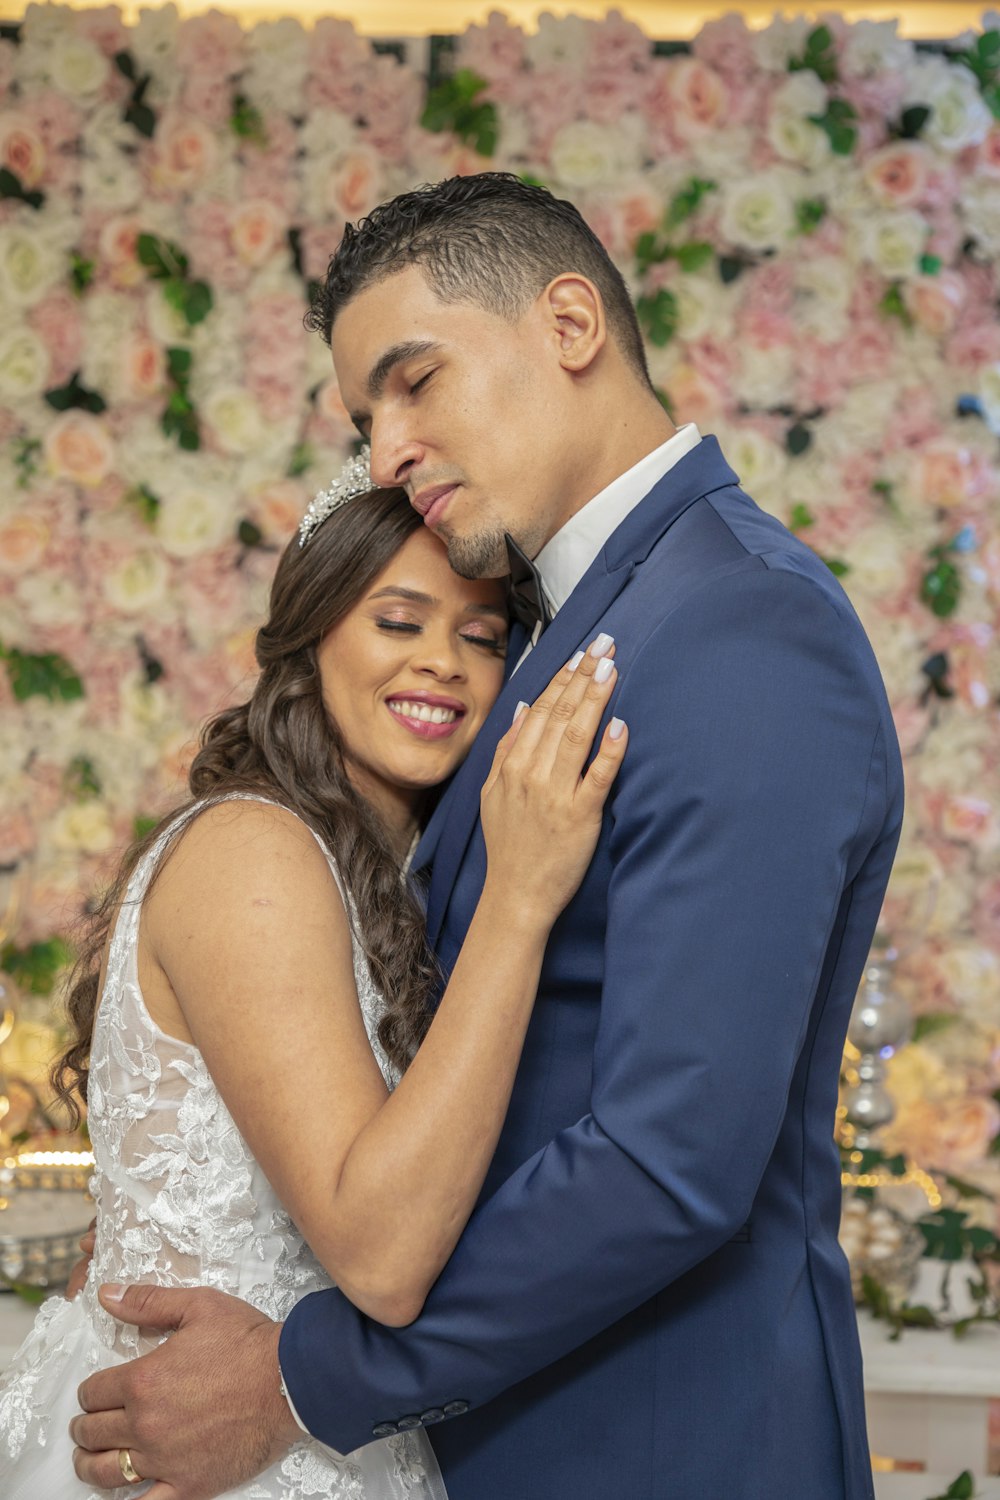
[844,945,912,1150]
[298,446,374,547]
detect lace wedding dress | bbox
[0,797,449,1500]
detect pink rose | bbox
[690,13,756,81]
[585,10,650,75]
[230,198,286,267]
[329,148,384,221]
[153,115,218,191]
[664,57,729,140]
[0,111,47,188]
[664,363,725,428]
[915,441,981,510]
[28,292,84,387]
[176,10,246,79]
[863,141,929,208]
[251,478,308,541]
[181,73,232,131]
[0,513,50,573]
[0,809,35,865]
[44,410,116,488]
[973,875,1000,950]
[458,12,526,83]
[98,214,145,288]
[939,794,997,848]
[582,65,648,127]
[120,332,166,400]
[977,126,1000,178]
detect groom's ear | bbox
[543,274,606,375]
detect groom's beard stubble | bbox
[444,513,549,582]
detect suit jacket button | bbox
[372,1422,398,1438]
[397,1414,423,1430]
[420,1408,445,1425]
[442,1400,469,1417]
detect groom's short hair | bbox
[307,172,652,388]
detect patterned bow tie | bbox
[505,533,552,636]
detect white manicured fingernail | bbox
[594,656,615,684]
[589,633,614,659]
[609,717,626,740]
[567,651,584,672]
[512,700,529,723]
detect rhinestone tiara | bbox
[298,446,373,546]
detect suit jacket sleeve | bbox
[278,560,900,1451]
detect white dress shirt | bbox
[515,422,701,669]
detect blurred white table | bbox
[860,1311,1000,1476]
[0,1289,38,1364]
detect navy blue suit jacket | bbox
[280,438,902,1499]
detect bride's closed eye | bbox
[374,617,505,653]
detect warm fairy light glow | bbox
[0,1,988,37]
[16,1150,95,1168]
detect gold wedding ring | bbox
[118,1447,144,1483]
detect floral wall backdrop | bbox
[0,7,999,1202]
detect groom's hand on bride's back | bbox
[71,1282,300,1499]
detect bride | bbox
[0,454,625,1499]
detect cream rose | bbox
[720,172,796,252]
[720,425,788,503]
[794,257,852,341]
[855,209,927,280]
[51,800,116,855]
[17,571,81,627]
[0,324,50,401]
[902,271,964,337]
[49,34,110,98]
[550,120,633,190]
[44,410,116,487]
[230,199,286,267]
[203,386,263,456]
[0,224,63,307]
[156,487,234,557]
[105,548,171,614]
[766,72,830,168]
[0,112,47,189]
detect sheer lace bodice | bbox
[0,796,447,1500]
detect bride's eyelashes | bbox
[374,617,506,653]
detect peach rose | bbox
[120,332,165,399]
[915,441,975,509]
[154,116,218,190]
[252,477,307,539]
[939,794,997,849]
[44,409,115,487]
[0,111,47,188]
[863,141,929,208]
[902,270,965,336]
[664,362,723,427]
[329,148,384,220]
[667,57,728,138]
[230,199,285,267]
[98,215,144,288]
[0,512,50,572]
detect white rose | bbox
[49,34,110,97]
[203,386,264,456]
[0,222,62,306]
[960,178,1000,255]
[769,70,828,118]
[0,324,50,400]
[132,4,179,79]
[751,16,813,73]
[841,19,913,77]
[842,521,911,597]
[104,549,171,613]
[794,257,852,340]
[299,108,357,163]
[730,342,795,408]
[156,487,235,557]
[550,120,635,190]
[81,146,142,213]
[718,425,788,506]
[244,18,309,113]
[767,112,830,169]
[853,209,927,280]
[16,571,81,627]
[924,66,992,152]
[121,673,174,739]
[719,171,796,252]
[937,944,1000,1026]
[50,800,116,855]
[674,274,733,340]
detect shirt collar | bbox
[534,424,702,617]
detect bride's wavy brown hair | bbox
[53,486,445,1122]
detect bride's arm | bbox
[144,648,625,1328]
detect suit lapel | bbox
[424,436,739,951]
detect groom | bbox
[74,174,901,1498]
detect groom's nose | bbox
[369,414,425,490]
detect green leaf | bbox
[0,642,84,703]
[13,436,42,489]
[786,422,812,456]
[287,442,313,478]
[665,177,716,230]
[921,556,961,617]
[133,814,159,841]
[635,230,674,275]
[231,92,268,146]
[166,346,192,383]
[795,198,827,235]
[238,518,264,548]
[420,70,498,157]
[823,557,851,578]
[65,754,101,799]
[912,1012,958,1042]
[70,252,95,295]
[124,100,156,138]
[654,387,674,417]
[137,234,189,281]
[879,283,913,327]
[114,49,137,80]
[44,370,106,415]
[898,104,931,139]
[789,502,815,530]
[8,1282,48,1305]
[872,478,899,513]
[920,252,942,275]
[808,101,858,155]
[182,280,213,327]
[674,240,714,273]
[1,937,74,996]
[125,483,161,524]
[717,255,747,284]
[636,288,679,347]
[788,23,839,84]
[927,1472,975,1500]
[0,166,44,210]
